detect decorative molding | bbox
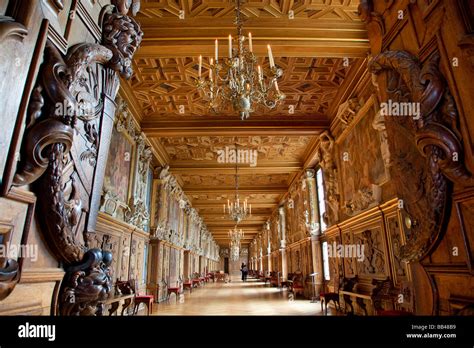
[0,16,28,42]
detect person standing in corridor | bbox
[241,263,248,281]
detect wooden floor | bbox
[146,277,336,316]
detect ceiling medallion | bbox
[195,0,285,120]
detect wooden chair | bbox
[129,279,154,316]
[192,272,201,288]
[183,277,193,293]
[290,272,305,298]
[166,277,182,303]
[320,277,341,315]
[373,279,414,316]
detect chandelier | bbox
[196,0,285,120]
[223,146,251,223]
[229,225,244,261]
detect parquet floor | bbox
[147,276,336,316]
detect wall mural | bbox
[337,96,388,217]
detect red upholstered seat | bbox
[125,279,153,316]
[166,278,183,303]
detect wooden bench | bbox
[339,277,396,316]
[105,293,135,316]
[113,279,153,316]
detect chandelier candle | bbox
[267,44,275,67]
[228,35,232,57]
[215,39,218,62]
[248,32,253,52]
[198,55,202,78]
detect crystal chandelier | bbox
[229,225,244,261]
[196,0,285,120]
[223,146,251,223]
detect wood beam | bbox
[182,186,287,194]
[170,162,302,175]
[141,119,329,137]
[135,18,369,58]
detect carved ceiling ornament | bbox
[160,135,311,162]
[369,50,474,262]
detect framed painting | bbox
[103,126,135,204]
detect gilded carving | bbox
[315,131,340,226]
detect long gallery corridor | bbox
[150,277,331,316]
[1,0,474,330]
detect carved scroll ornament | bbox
[369,50,474,262]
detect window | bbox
[322,241,330,280]
[142,244,148,284]
[316,167,327,232]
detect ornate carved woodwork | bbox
[369,50,474,262]
[7,2,143,312]
[315,131,340,226]
[335,94,390,219]
[102,7,143,79]
[59,248,113,316]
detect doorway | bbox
[224,257,229,273]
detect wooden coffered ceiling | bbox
[124,0,369,247]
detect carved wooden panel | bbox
[384,210,411,287]
[287,176,309,244]
[352,226,389,279]
[455,194,474,274]
[336,96,390,218]
[341,230,355,277]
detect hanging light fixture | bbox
[223,144,252,223]
[229,225,244,261]
[196,0,285,120]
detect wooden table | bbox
[105,293,135,316]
